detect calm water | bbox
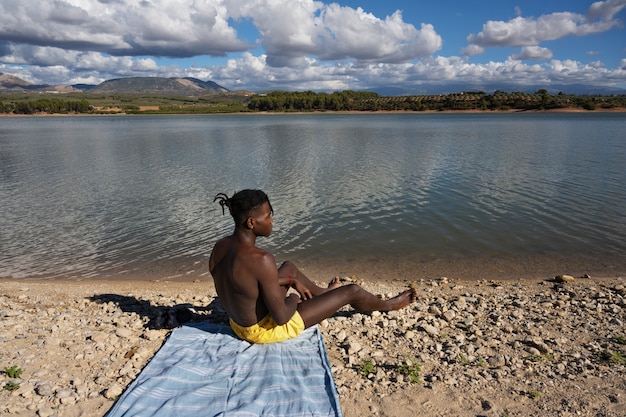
[1,113,625,281]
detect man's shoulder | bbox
[214,235,234,246]
[244,245,275,265]
[211,235,276,273]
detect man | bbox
[209,189,417,344]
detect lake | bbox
[1,113,625,281]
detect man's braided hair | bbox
[214,189,273,226]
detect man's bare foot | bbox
[385,287,417,311]
[327,276,341,290]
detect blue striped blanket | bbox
[105,322,343,417]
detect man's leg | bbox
[278,261,340,297]
[297,284,416,328]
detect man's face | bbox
[251,202,273,236]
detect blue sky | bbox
[0,0,625,92]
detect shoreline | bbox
[1,106,625,117]
[1,275,624,416]
[3,250,625,284]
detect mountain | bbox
[0,73,82,93]
[0,73,229,95]
[86,77,229,94]
[71,83,98,91]
[0,73,31,89]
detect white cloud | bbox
[512,46,554,61]
[589,60,605,68]
[210,52,626,92]
[314,6,441,62]
[0,0,250,57]
[0,0,440,64]
[403,57,547,85]
[587,0,626,20]
[461,44,485,57]
[467,0,626,49]
[227,1,442,66]
[131,58,159,71]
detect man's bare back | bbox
[210,190,416,343]
[210,235,298,327]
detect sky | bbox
[0,0,625,93]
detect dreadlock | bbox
[214,189,273,226]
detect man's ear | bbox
[245,216,255,230]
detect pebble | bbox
[104,383,124,400]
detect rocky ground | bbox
[1,275,625,417]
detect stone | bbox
[347,340,362,355]
[335,329,347,342]
[35,383,53,397]
[104,383,124,399]
[55,389,72,399]
[488,355,506,368]
[443,310,456,322]
[421,324,439,336]
[115,327,133,338]
[555,275,576,283]
[428,305,442,315]
[36,407,56,417]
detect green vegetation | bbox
[246,89,626,112]
[608,351,626,365]
[3,365,22,379]
[3,381,20,391]
[396,357,422,384]
[597,350,626,366]
[2,365,23,392]
[8,98,90,114]
[1,89,625,115]
[247,90,378,111]
[359,360,376,377]
[612,334,626,345]
[0,91,250,115]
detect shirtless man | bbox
[209,189,417,344]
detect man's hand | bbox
[293,279,312,300]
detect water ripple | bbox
[1,114,625,279]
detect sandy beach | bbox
[1,272,624,417]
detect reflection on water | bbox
[1,113,625,280]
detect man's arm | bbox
[255,252,299,325]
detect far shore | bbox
[1,106,625,117]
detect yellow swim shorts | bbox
[229,311,305,344]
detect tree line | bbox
[0,98,90,114]
[1,90,625,114]
[246,89,626,112]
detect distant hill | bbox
[0,73,229,95]
[86,77,229,94]
[0,73,31,89]
[0,73,80,93]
